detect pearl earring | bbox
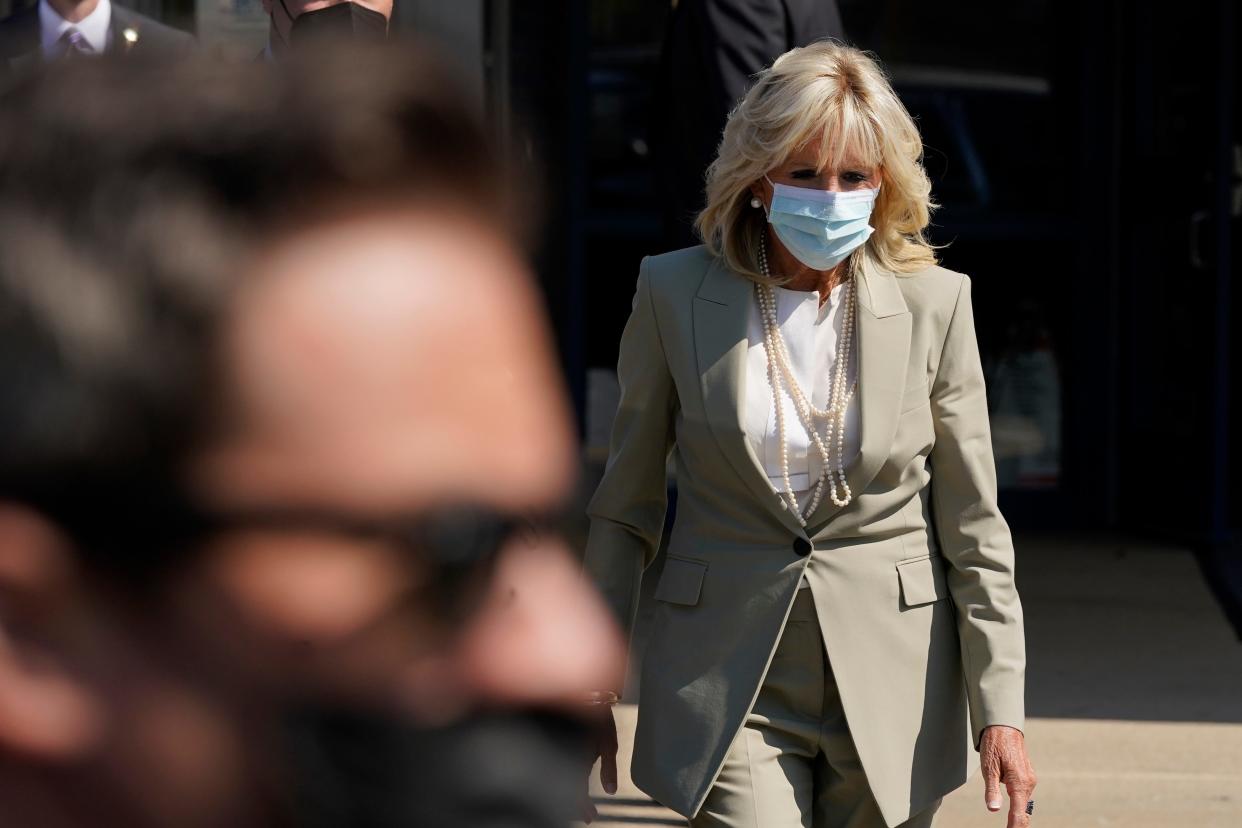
[750,197,762,208]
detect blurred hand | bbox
[980,725,1037,827]
[583,704,618,823]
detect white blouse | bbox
[744,281,862,520]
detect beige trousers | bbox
[690,589,941,828]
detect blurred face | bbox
[184,208,622,715]
[0,208,623,825]
[261,0,393,49]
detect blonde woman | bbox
[584,41,1037,828]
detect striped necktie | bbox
[59,28,95,58]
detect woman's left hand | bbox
[980,725,1037,827]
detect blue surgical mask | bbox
[763,175,879,270]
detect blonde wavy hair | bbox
[695,40,938,284]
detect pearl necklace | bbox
[756,234,857,525]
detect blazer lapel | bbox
[805,265,911,532]
[2,6,41,79]
[693,257,809,538]
[693,256,913,539]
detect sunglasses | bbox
[29,486,568,623]
[182,501,571,621]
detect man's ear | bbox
[0,504,103,759]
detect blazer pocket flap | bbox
[896,555,949,607]
[900,377,930,412]
[654,556,707,606]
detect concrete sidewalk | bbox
[581,536,1242,827]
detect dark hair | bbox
[0,44,513,572]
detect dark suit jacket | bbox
[653,0,844,248]
[0,2,193,84]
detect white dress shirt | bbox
[744,280,861,550]
[39,0,112,59]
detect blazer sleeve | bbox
[928,273,1027,751]
[583,257,678,649]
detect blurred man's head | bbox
[260,0,392,56]
[0,46,619,825]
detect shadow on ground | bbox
[1019,533,1242,724]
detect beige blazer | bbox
[583,245,1026,827]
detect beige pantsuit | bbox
[692,591,941,828]
[584,246,1025,827]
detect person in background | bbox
[653,0,844,249]
[0,45,622,827]
[587,41,1035,828]
[259,0,390,59]
[0,0,191,83]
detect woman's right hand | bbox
[583,703,619,823]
